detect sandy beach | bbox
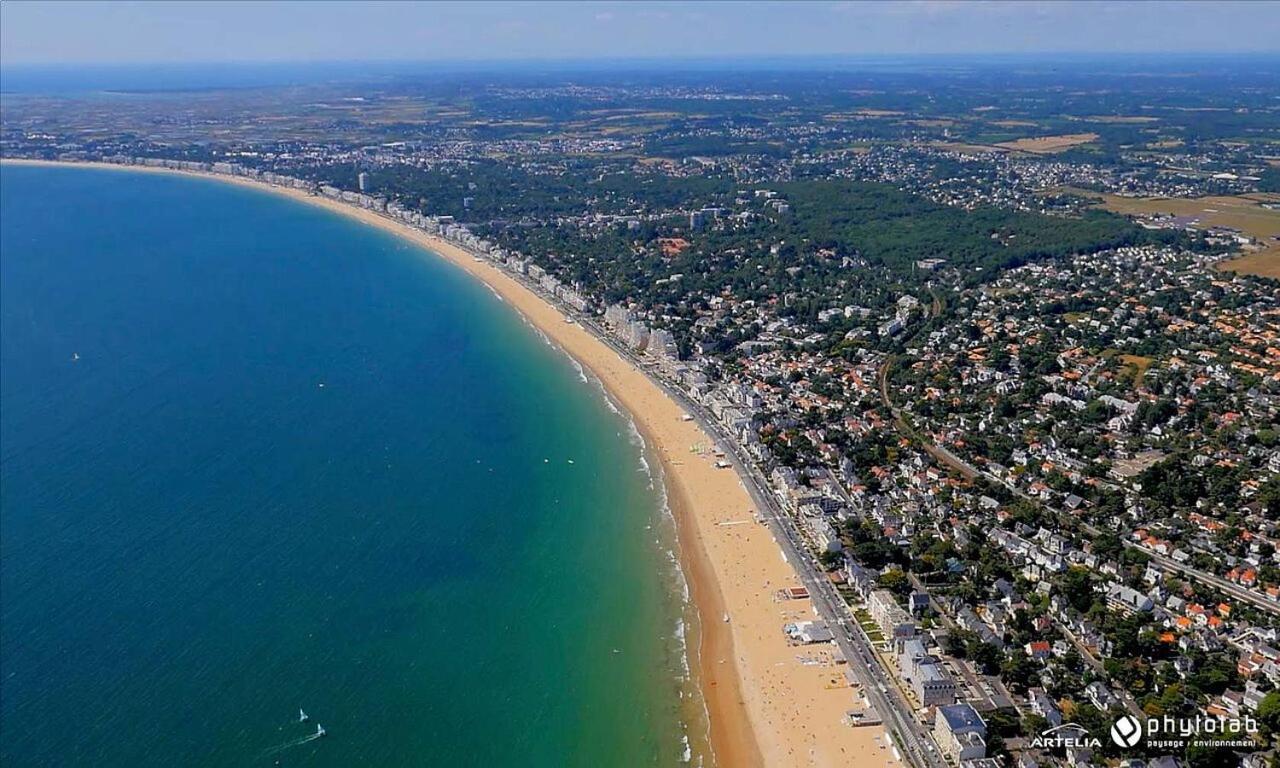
[3,159,898,768]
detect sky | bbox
[2,0,1278,66]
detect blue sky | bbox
[2,1,1278,65]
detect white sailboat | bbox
[299,708,309,723]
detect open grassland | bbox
[1079,115,1160,124]
[1218,250,1280,279]
[1119,354,1156,387]
[1099,349,1156,388]
[1043,187,1280,278]
[823,110,906,121]
[994,132,1099,153]
[930,141,1008,155]
[1093,192,1279,225]
[1091,192,1280,278]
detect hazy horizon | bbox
[5,49,1275,96]
[3,1,1278,67]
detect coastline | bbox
[2,158,895,768]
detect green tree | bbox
[1257,690,1280,735]
[878,569,911,597]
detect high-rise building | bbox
[357,172,369,192]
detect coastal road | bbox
[376,230,944,768]
[576,336,948,768]
[669,386,948,768]
[535,302,946,768]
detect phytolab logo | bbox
[1111,714,1259,750]
[1110,715,1143,748]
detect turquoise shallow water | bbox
[0,165,691,767]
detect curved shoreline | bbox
[1,158,759,767]
[3,158,896,768]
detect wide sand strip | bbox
[2,159,897,768]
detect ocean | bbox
[0,164,695,767]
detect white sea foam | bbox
[626,417,647,448]
[642,452,711,768]
[565,356,589,385]
[494,301,708,767]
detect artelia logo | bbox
[1111,715,1143,748]
[1028,723,1100,751]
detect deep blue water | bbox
[0,164,690,767]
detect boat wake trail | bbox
[262,730,324,756]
